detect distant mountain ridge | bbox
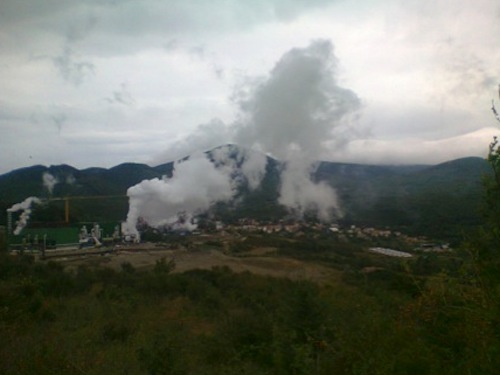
[0,145,491,240]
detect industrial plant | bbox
[4,194,126,256]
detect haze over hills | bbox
[0,145,491,241]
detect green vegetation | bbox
[0,253,422,374]
[1,210,499,375]
[1,137,499,373]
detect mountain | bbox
[0,146,491,240]
[317,157,490,239]
[0,162,163,224]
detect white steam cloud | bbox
[209,144,268,191]
[7,197,42,235]
[278,158,340,221]
[66,174,76,185]
[233,39,360,219]
[42,172,59,194]
[124,147,266,236]
[126,39,360,234]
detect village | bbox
[138,216,451,256]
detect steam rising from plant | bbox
[234,39,360,218]
[125,40,360,234]
[7,197,42,235]
[124,147,266,236]
[42,172,59,194]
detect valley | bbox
[0,148,497,375]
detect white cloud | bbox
[0,0,499,175]
[331,127,498,166]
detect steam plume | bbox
[125,153,232,235]
[42,172,59,194]
[125,147,267,235]
[126,39,360,234]
[7,197,42,235]
[234,39,360,219]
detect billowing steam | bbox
[66,174,76,185]
[7,197,42,235]
[209,144,268,191]
[125,39,360,234]
[42,172,59,194]
[124,147,266,236]
[234,39,360,218]
[278,158,340,221]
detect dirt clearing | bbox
[45,243,340,284]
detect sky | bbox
[1,0,499,175]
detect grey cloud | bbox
[0,1,73,27]
[93,0,338,36]
[52,46,95,85]
[187,44,226,79]
[0,102,28,122]
[3,104,69,135]
[213,65,225,80]
[1,0,339,57]
[4,0,497,179]
[441,49,497,100]
[337,128,497,166]
[152,118,232,164]
[263,0,337,21]
[65,12,98,43]
[27,106,72,134]
[163,39,180,51]
[51,113,67,133]
[163,41,226,80]
[105,83,135,106]
[189,45,206,59]
[366,105,480,141]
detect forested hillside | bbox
[0,148,490,240]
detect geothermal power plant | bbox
[3,194,127,254]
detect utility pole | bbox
[64,197,70,223]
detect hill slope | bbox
[0,147,491,239]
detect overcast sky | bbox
[1,0,499,174]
